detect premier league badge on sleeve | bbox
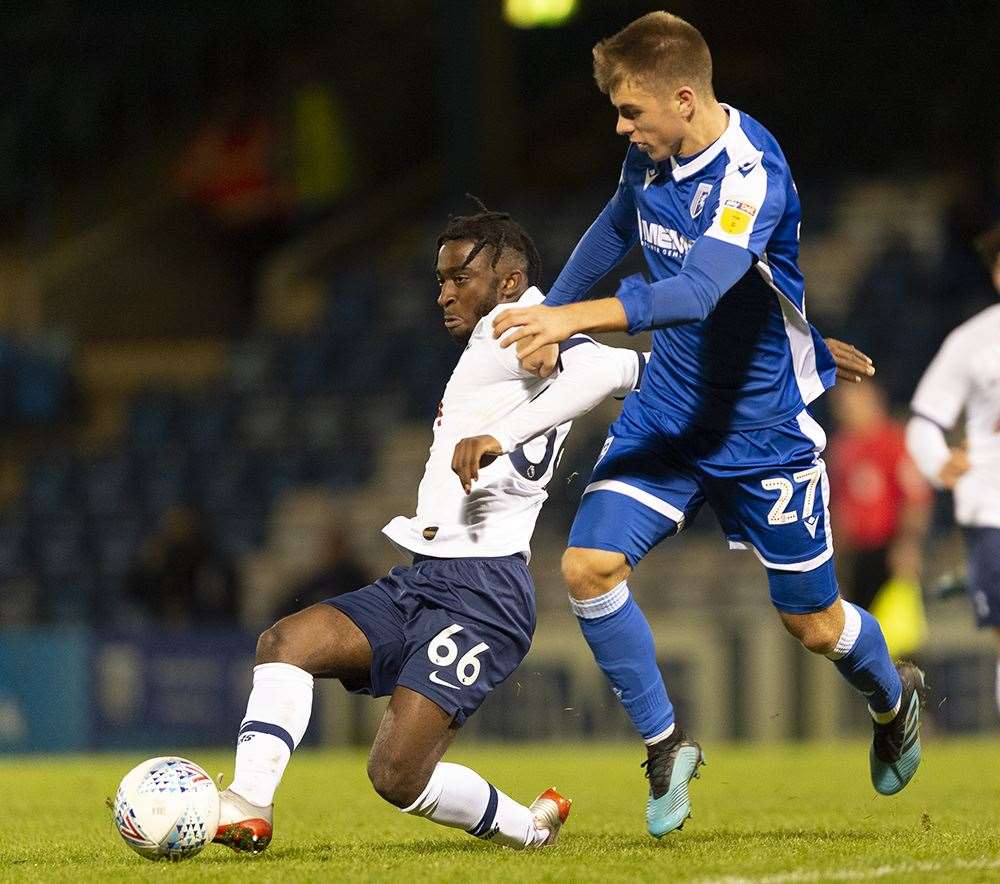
[689,182,713,219]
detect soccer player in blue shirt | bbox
[493,12,926,837]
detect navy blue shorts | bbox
[963,527,1000,628]
[326,555,535,725]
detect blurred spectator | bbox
[126,505,240,629]
[174,67,291,324]
[828,381,932,635]
[270,523,371,621]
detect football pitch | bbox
[4,738,1000,883]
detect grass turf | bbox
[3,738,1000,883]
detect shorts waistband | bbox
[412,552,527,565]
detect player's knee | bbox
[366,753,426,808]
[561,547,629,599]
[255,618,300,665]
[779,613,840,655]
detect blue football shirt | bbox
[548,105,835,431]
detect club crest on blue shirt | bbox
[690,182,713,219]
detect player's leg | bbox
[368,686,568,849]
[961,527,1000,717]
[216,602,376,851]
[709,412,922,795]
[563,410,705,837]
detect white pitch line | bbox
[696,856,1000,884]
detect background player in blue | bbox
[493,12,927,837]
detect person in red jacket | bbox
[828,380,932,612]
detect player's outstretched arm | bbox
[825,338,875,383]
[493,299,628,360]
[452,342,642,492]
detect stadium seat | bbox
[238,395,293,450]
[177,391,238,453]
[79,453,137,516]
[126,390,179,451]
[25,455,77,515]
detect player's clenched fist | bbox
[452,434,503,494]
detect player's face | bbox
[610,79,687,162]
[992,255,1000,295]
[436,240,503,341]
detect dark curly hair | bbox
[437,195,542,287]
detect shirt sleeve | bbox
[703,152,785,258]
[483,337,642,452]
[910,331,971,430]
[905,415,952,489]
[614,236,752,333]
[545,149,638,306]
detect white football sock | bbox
[401,762,547,850]
[229,662,314,807]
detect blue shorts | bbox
[569,395,836,613]
[963,527,1000,628]
[326,555,535,726]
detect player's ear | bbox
[500,268,524,301]
[676,85,695,119]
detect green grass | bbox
[3,739,1000,883]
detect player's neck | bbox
[678,100,728,159]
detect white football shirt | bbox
[383,287,642,559]
[910,302,1000,526]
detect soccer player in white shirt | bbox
[212,202,645,853]
[906,224,1000,715]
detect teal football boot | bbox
[642,730,705,837]
[870,661,927,796]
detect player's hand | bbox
[825,337,875,383]
[938,445,970,489]
[520,343,559,378]
[452,434,503,494]
[492,305,576,360]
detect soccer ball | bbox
[113,756,220,861]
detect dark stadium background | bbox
[0,1,997,753]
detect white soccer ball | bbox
[113,756,221,861]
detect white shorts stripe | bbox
[583,479,686,528]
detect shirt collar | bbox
[669,104,739,182]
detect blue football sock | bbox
[572,582,674,741]
[827,600,902,715]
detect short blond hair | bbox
[592,12,713,96]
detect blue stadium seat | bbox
[40,570,99,624]
[294,396,344,450]
[79,453,137,516]
[137,449,195,516]
[126,390,179,451]
[256,450,309,503]
[31,514,90,576]
[210,510,264,560]
[238,395,292,450]
[283,336,336,396]
[227,336,278,395]
[11,331,74,425]
[25,455,77,514]
[196,450,258,514]
[0,519,30,575]
[177,391,238,453]
[92,515,146,579]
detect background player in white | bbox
[906,223,1000,716]
[212,202,645,853]
[493,12,925,837]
